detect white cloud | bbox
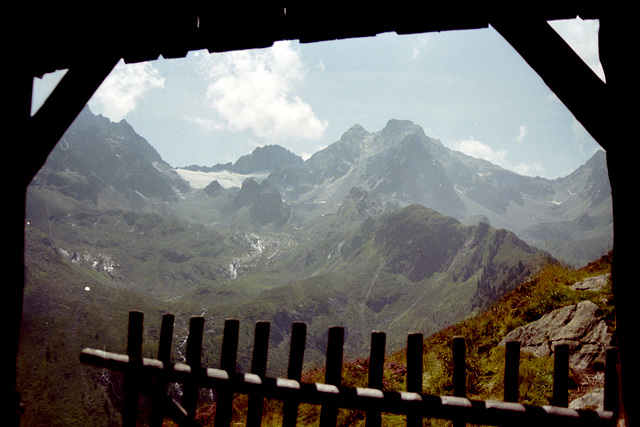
[410,36,430,60]
[510,161,545,177]
[572,118,591,141]
[517,125,528,143]
[548,18,605,82]
[184,116,225,132]
[572,118,602,158]
[453,138,508,165]
[90,59,165,121]
[452,137,545,177]
[198,40,328,143]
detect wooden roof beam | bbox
[491,15,609,151]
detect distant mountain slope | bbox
[30,108,611,266]
[32,106,190,209]
[173,205,548,375]
[26,180,551,377]
[262,119,612,266]
[21,109,581,425]
[265,120,466,219]
[183,144,304,174]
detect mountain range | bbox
[19,106,612,425]
[32,106,611,266]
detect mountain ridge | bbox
[19,106,612,425]
[33,107,611,267]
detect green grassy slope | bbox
[197,252,614,427]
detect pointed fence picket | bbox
[80,311,619,426]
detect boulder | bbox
[570,390,604,410]
[500,300,612,370]
[571,274,610,292]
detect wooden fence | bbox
[79,311,619,426]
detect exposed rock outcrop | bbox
[571,273,610,292]
[500,300,612,370]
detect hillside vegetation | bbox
[186,253,614,427]
[18,108,614,426]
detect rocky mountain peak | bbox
[381,118,419,138]
[232,144,304,174]
[32,107,612,266]
[233,178,291,227]
[37,106,187,204]
[341,123,369,141]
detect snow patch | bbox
[175,168,270,189]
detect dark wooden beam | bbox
[10,5,635,426]
[598,11,637,427]
[491,15,609,149]
[27,56,119,187]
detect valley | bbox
[18,106,613,425]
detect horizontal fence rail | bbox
[80,311,618,427]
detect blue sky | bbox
[32,18,605,179]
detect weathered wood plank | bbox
[366,332,386,427]
[182,316,204,418]
[320,326,344,427]
[553,344,570,408]
[407,333,423,427]
[282,321,307,427]
[247,321,270,427]
[80,312,618,427]
[123,311,143,427]
[504,340,521,403]
[215,319,240,426]
[151,313,174,427]
[80,346,616,427]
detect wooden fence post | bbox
[406,333,423,427]
[247,321,270,427]
[282,322,307,427]
[150,313,174,427]
[81,314,619,427]
[320,326,344,427]
[604,346,619,415]
[552,343,569,408]
[182,316,204,418]
[452,336,466,398]
[452,336,466,427]
[503,341,520,403]
[215,319,240,426]
[366,332,386,427]
[123,311,144,427]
